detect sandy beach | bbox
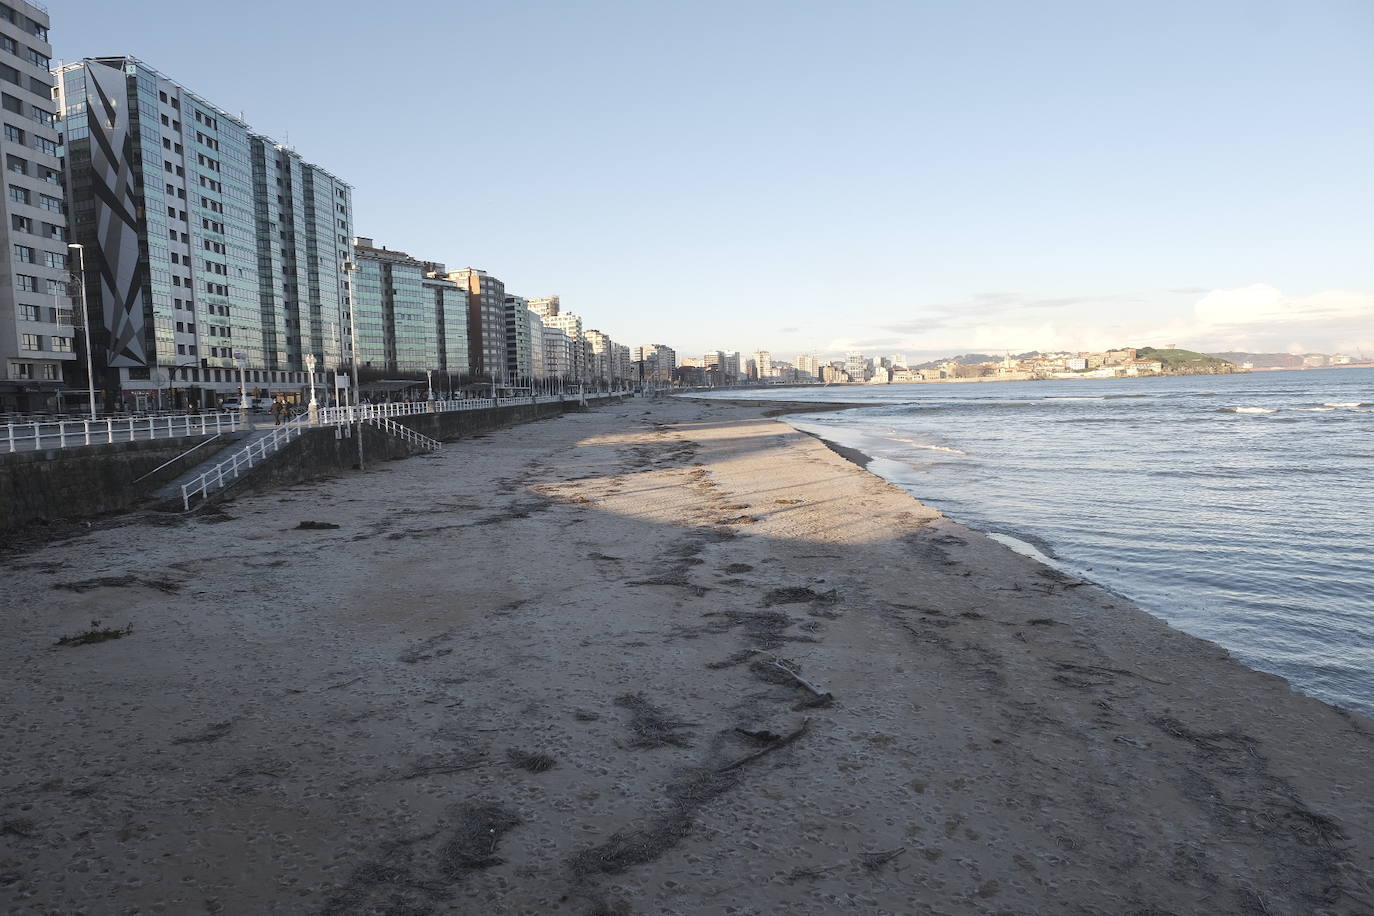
[2,396,1371,915]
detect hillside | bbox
[1136,347,1237,373]
[1208,351,1307,369]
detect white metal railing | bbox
[179,419,307,510]
[312,390,630,426]
[367,416,441,451]
[316,399,497,425]
[3,412,242,454]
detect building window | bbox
[50,336,72,353]
[42,250,64,269]
[20,333,41,350]
[39,363,57,380]
[18,303,38,321]
[13,243,33,262]
[7,183,28,204]
[10,214,29,232]
[16,273,36,291]
[32,136,57,156]
[38,193,60,212]
[3,123,22,143]
[5,154,25,174]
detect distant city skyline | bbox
[53,0,1372,359]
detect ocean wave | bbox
[1221,407,1278,414]
[1324,402,1371,408]
[1043,396,1106,401]
[883,437,969,455]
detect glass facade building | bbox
[351,238,465,378]
[427,273,468,381]
[58,56,351,407]
[0,0,71,410]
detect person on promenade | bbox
[272,397,285,426]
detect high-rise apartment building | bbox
[527,296,559,320]
[0,1,68,411]
[542,324,572,380]
[542,311,584,382]
[449,267,505,379]
[795,353,821,380]
[351,238,461,375]
[425,269,469,385]
[526,307,545,381]
[58,56,351,408]
[634,344,675,384]
[845,351,867,382]
[585,328,613,385]
[753,350,773,378]
[252,143,352,381]
[503,294,536,381]
[612,343,631,385]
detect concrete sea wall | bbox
[199,396,624,503]
[0,433,240,530]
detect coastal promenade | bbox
[1,397,1370,914]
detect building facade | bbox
[0,1,68,411]
[449,267,505,379]
[541,324,572,380]
[503,293,535,381]
[350,238,445,375]
[542,311,584,382]
[527,295,559,320]
[58,56,351,408]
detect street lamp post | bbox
[233,348,248,425]
[67,243,97,420]
[341,260,364,470]
[426,368,433,402]
[304,353,318,424]
[152,367,169,412]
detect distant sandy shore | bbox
[2,396,1371,915]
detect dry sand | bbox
[1,396,1372,915]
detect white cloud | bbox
[841,284,1374,357]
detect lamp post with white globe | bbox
[233,349,248,425]
[304,353,318,423]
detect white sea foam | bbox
[1324,402,1365,408]
[1044,397,1106,401]
[1230,407,1277,414]
[885,437,968,455]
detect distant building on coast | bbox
[58,56,352,410]
[633,344,675,385]
[0,1,66,411]
[795,353,821,380]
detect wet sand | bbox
[2,396,1371,915]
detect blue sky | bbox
[55,0,1373,359]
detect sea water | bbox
[697,369,1374,716]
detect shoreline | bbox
[697,391,1374,719]
[2,397,1371,914]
